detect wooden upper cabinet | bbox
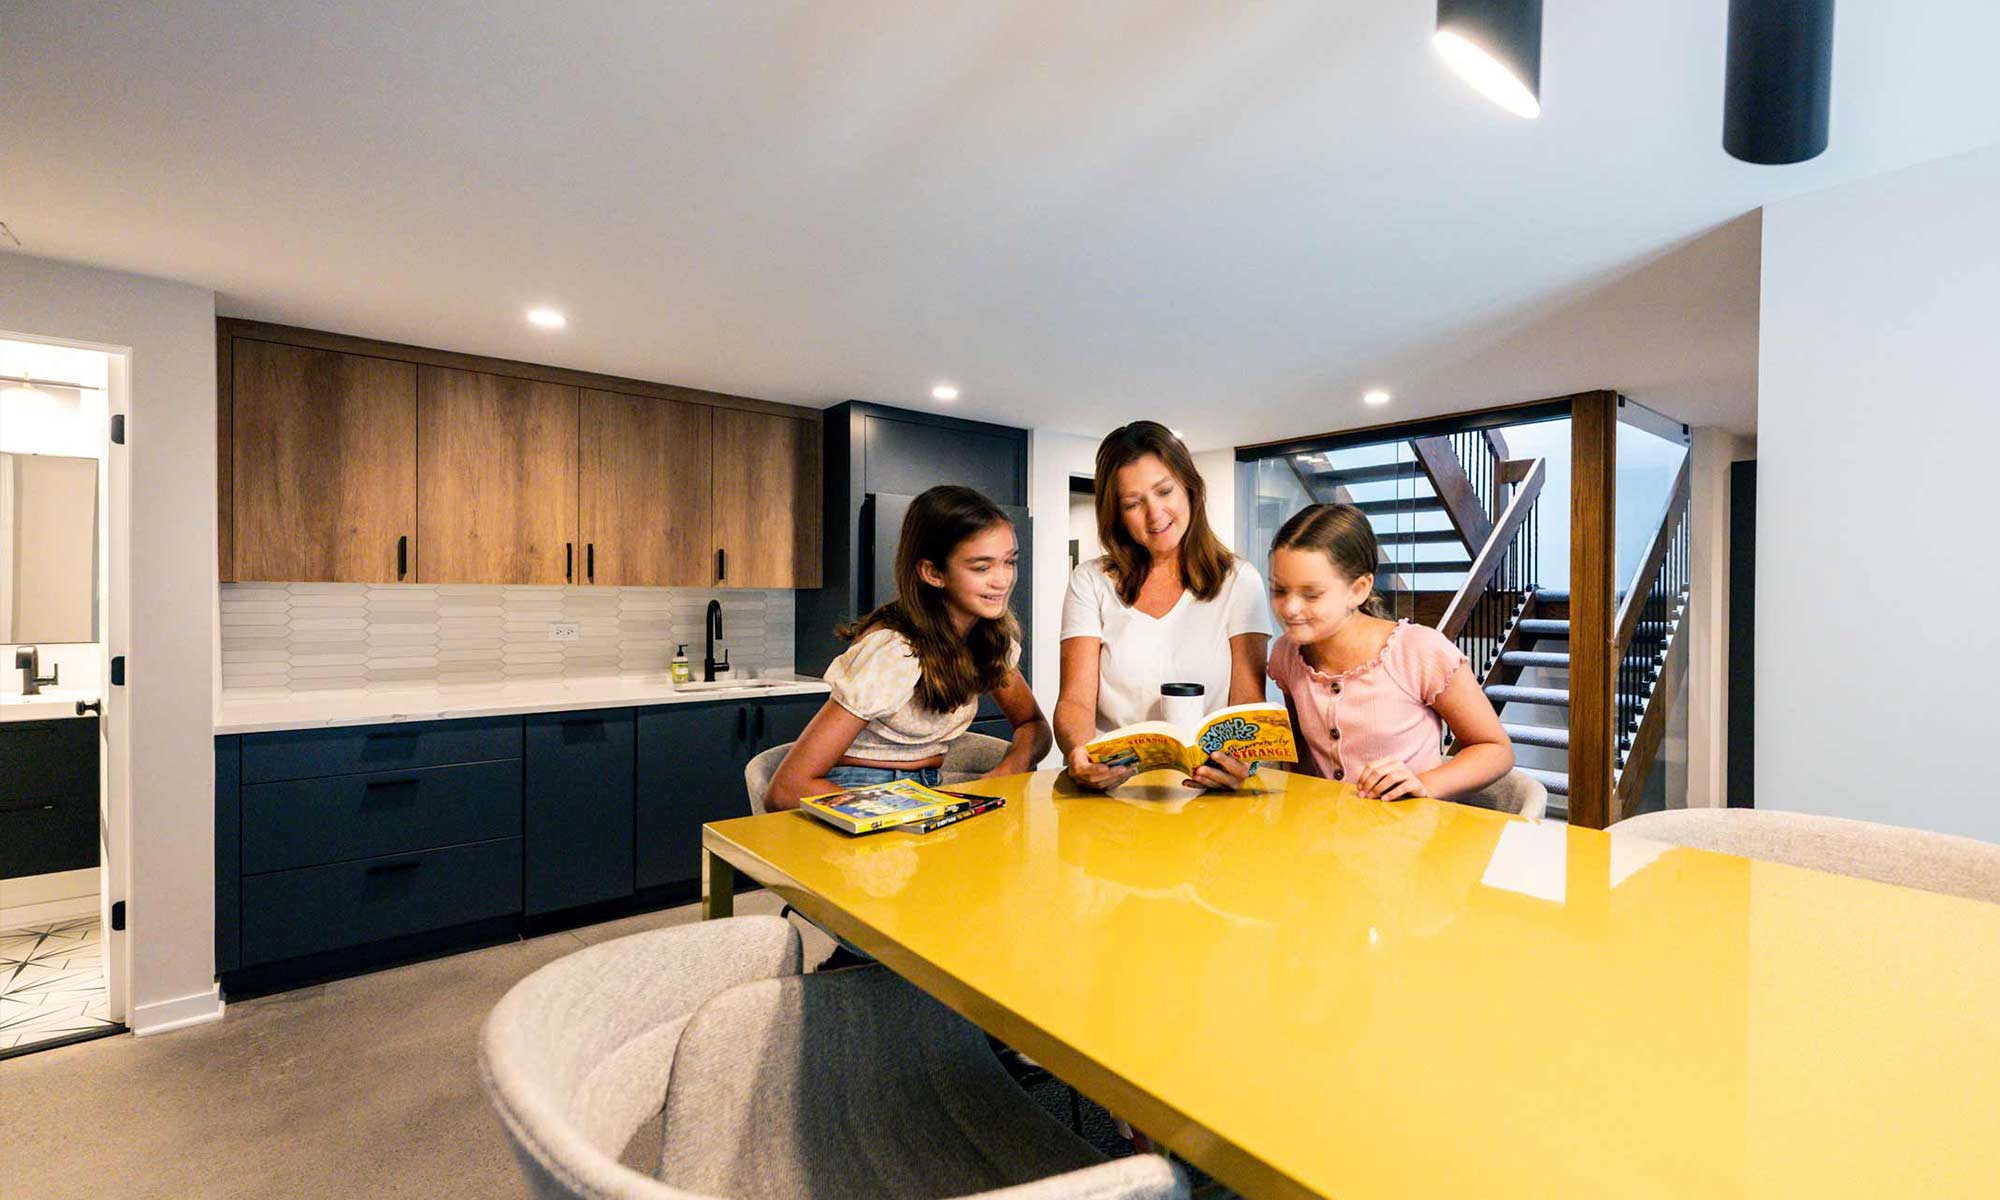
[229,340,417,583]
[417,367,578,584]
[578,390,713,587]
[711,410,821,589]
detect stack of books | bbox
[798,778,1006,835]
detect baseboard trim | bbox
[0,893,100,929]
[131,985,225,1036]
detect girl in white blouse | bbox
[767,485,1051,809]
[1057,421,1271,792]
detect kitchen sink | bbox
[673,679,790,694]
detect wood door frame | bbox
[1567,391,1619,830]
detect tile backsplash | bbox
[220,583,795,698]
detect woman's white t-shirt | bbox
[1060,557,1271,732]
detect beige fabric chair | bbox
[742,731,1015,814]
[479,918,1186,1200]
[1457,769,1548,821]
[1612,808,2000,905]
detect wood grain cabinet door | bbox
[230,340,417,582]
[417,366,578,584]
[710,410,821,588]
[578,390,713,586]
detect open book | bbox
[1083,703,1298,775]
[797,778,1004,835]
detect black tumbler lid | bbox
[1160,683,1205,697]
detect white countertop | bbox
[213,675,830,735]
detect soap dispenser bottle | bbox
[670,644,692,685]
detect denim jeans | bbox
[823,764,942,790]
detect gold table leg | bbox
[701,848,736,920]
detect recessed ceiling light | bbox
[1364,390,1392,406]
[931,383,959,401]
[526,307,567,329]
[1433,0,1542,122]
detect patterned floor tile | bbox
[0,916,113,1056]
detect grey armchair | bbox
[479,918,1186,1200]
[1612,808,2000,905]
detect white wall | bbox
[0,253,220,1031]
[1758,143,2000,841]
[1029,430,1100,740]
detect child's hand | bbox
[1067,745,1136,793]
[1184,752,1251,791]
[1356,758,1429,801]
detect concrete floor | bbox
[0,891,829,1200]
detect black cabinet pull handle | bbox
[737,706,748,741]
[587,542,595,582]
[397,535,409,580]
[365,777,422,791]
[367,729,420,740]
[0,799,61,814]
[716,547,726,583]
[754,705,766,742]
[566,542,574,581]
[75,700,102,716]
[366,857,423,875]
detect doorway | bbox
[0,334,127,1057]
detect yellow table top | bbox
[702,769,2000,1200]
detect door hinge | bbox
[110,655,126,686]
[110,900,126,931]
[111,413,127,445]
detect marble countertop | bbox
[213,675,830,735]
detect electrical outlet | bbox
[548,622,580,642]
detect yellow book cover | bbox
[797,777,978,835]
[1083,703,1298,775]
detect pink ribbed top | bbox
[1267,621,1468,784]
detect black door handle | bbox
[364,777,422,791]
[366,856,424,875]
[75,699,102,716]
[586,543,594,582]
[736,706,749,743]
[397,535,409,580]
[753,705,766,744]
[716,547,726,583]
[566,542,574,581]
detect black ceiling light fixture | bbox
[1724,0,1836,164]
[1435,0,1544,119]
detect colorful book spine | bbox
[908,796,1005,833]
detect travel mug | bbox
[1160,682,1205,729]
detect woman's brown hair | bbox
[837,484,1021,713]
[1271,503,1390,618]
[1093,421,1236,606]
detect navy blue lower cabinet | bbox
[524,709,635,916]
[636,703,751,890]
[241,759,523,875]
[239,838,522,966]
[240,716,521,784]
[751,693,824,755]
[0,717,100,880]
[215,736,242,975]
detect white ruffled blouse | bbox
[822,628,1018,762]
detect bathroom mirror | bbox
[0,452,100,644]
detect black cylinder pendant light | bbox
[1723,0,1836,164]
[1435,0,1544,119]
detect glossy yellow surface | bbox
[703,769,2000,1200]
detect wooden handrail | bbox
[1612,458,1692,656]
[1438,457,1545,642]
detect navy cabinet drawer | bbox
[0,717,98,804]
[240,760,523,875]
[0,792,98,878]
[239,837,522,966]
[241,717,521,783]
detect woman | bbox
[768,484,1050,809]
[1056,421,1271,792]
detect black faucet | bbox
[703,600,729,682]
[15,647,58,696]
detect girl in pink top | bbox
[1265,504,1513,801]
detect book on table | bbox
[1083,703,1298,774]
[797,777,1005,835]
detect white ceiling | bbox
[4,2,1997,446]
